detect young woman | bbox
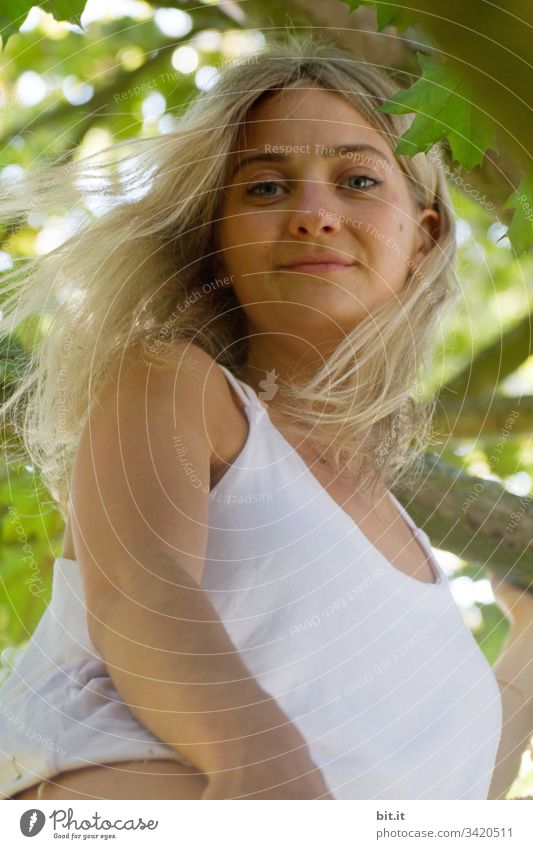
[0,34,521,800]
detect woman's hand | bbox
[489,572,533,696]
[487,573,533,801]
[489,574,533,636]
[201,735,334,799]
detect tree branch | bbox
[394,453,533,588]
[432,395,532,440]
[438,313,533,400]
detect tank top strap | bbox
[389,491,445,584]
[216,363,264,412]
[389,491,417,531]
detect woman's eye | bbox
[245,175,381,198]
[246,181,284,197]
[344,175,381,191]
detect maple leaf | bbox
[378,53,497,171]
[41,0,86,31]
[340,0,413,32]
[0,1,35,47]
[500,176,533,256]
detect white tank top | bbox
[203,366,502,799]
[0,363,502,799]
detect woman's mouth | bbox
[280,262,355,274]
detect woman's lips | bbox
[280,262,355,273]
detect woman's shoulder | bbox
[119,339,220,381]
[102,340,239,436]
[61,341,248,562]
[60,342,248,560]
[117,341,251,500]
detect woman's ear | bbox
[413,208,441,265]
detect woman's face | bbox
[218,85,440,355]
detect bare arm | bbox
[90,554,329,797]
[70,342,331,799]
[488,668,532,799]
[487,579,533,800]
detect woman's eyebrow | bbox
[230,144,393,178]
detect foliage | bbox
[0,1,85,46]
[341,0,533,256]
[503,177,533,256]
[379,53,497,171]
[0,464,64,651]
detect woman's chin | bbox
[270,309,367,344]
[277,296,367,328]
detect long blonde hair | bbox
[0,33,458,517]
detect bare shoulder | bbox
[98,340,238,452]
[116,340,250,486]
[62,341,247,562]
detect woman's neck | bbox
[234,338,337,397]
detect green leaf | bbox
[473,602,510,666]
[340,0,413,32]
[0,0,35,47]
[0,0,86,50]
[379,53,497,171]
[40,0,86,27]
[500,176,533,256]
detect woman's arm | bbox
[487,577,533,800]
[70,341,331,799]
[90,554,331,798]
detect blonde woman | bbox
[0,34,516,800]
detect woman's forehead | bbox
[226,92,396,179]
[228,85,395,169]
[250,83,362,113]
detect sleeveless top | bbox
[0,363,502,799]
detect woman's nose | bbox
[286,181,343,238]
